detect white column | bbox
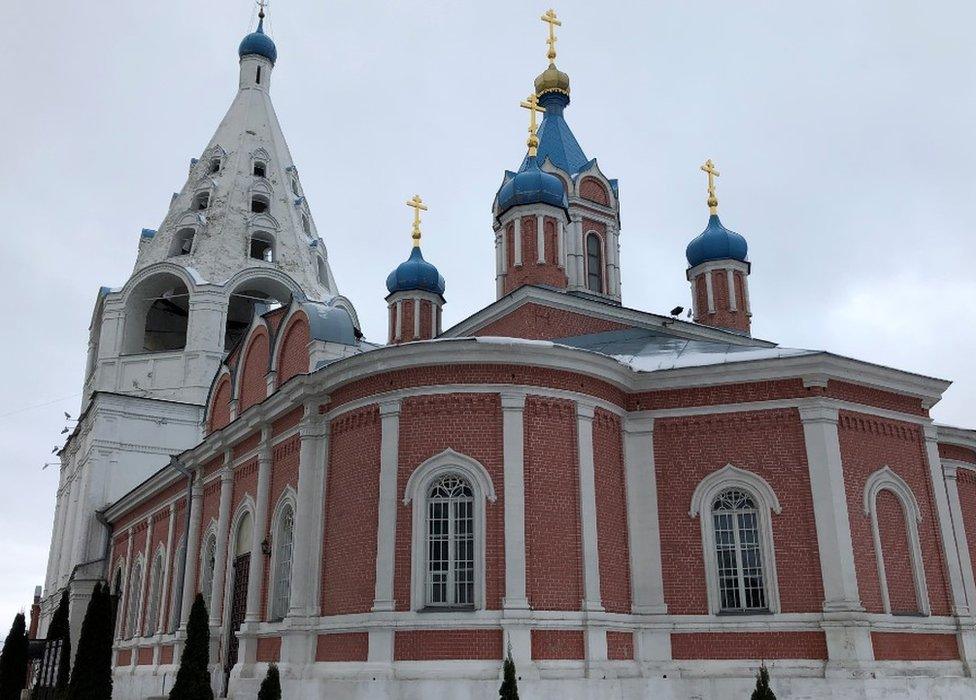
[923,425,971,616]
[943,464,976,613]
[704,271,715,313]
[245,427,273,623]
[495,230,504,297]
[798,402,873,667]
[557,221,566,269]
[727,268,737,311]
[573,217,585,287]
[622,416,666,615]
[575,402,607,672]
[372,400,401,612]
[208,456,234,627]
[288,409,329,618]
[412,298,421,339]
[395,300,403,341]
[514,217,523,266]
[536,215,545,263]
[180,473,204,627]
[501,393,529,610]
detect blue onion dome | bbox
[497,155,568,215]
[238,17,277,65]
[386,247,446,296]
[686,214,749,268]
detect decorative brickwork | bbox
[473,303,626,340]
[239,329,270,412]
[579,178,609,205]
[276,313,310,385]
[209,376,232,432]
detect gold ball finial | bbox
[701,159,720,215]
[535,9,570,97]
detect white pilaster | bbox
[501,392,529,611]
[557,221,566,269]
[161,503,176,631]
[180,473,204,627]
[209,455,234,628]
[941,462,976,675]
[245,427,273,623]
[495,230,504,298]
[372,400,401,613]
[412,298,421,340]
[799,402,873,668]
[136,516,152,635]
[395,301,403,342]
[536,215,545,263]
[288,408,329,618]
[727,268,737,311]
[622,416,666,615]
[704,271,715,313]
[514,217,523,266]
[575,401,606,673]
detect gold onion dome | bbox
[535,62,570,97]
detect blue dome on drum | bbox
[686,214,749,268]
[386,247,446,296]
[497,156,567,215]
[239,18,277,65]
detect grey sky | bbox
[2,0,974,629]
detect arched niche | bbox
[122,272,191,354]
[224,274,297,352]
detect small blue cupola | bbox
[685,214,749,268]
[239,12,277,65]
[496,155,568,215]
[386,246,446,296]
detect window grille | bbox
[271,506,295,620]
[586,233,603,293]
[425,475,474,607]
[712,489,767,611]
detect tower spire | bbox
[520,94,546,157]
[406,195,428,247]
[701,159,720,215]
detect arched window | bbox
[144,550,165,636]
[112,564,125,639]
[425,475,475,607]
[193,191,210,211]
[690,464,781,614]
[125,559,144,638]
[586,232,603,293]
[317,258,328,287]
[302,214,311,235]
[270,504,295,620]
[210,157,221,174]
[251,194,270,214]
[169,228,195,257]
[291,178,301,197]
[711,489,767,611]
[200,533,217,611]
[249,232,275,262]
[253,161,267,178]
[168,536,185,632]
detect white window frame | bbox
[198,524,218,613]
[125,555,145,639]
[403,449,496,612]
[862,466,930,616]
[690,464,782,615]
[266,489,297,622]
[144,546,166,637]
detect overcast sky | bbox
[2,0,974,629]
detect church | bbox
[39,6,976,699]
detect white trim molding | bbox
[862,466,930,616]
[689,464,782,615]
[403,449,497,612]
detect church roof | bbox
[518,92,589,175]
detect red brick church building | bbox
[41,7,976,699]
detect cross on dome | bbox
[406,195,428,247]
[520,94,546,156]
[701,158,720,214]
[541,9,562,64]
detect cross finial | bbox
[257,0,267,21]
[701,159,720,215]
[406,195,428,247]
[520,94,547,156]
[541,9,561,63]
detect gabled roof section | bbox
[520,110,589,175]
[441,285,774,348]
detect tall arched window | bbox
[144,550,165,636]
[112,564,125,639]
[125,559,144,638]
[586,232,603,293]
[270,504,295,620]
[426,474,475,608]
[712,489,767,611]
[200,533,217,611]
[168,536,185,632]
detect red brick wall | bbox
[394,630,503,661]
[628,379,808,412]
[579,178,609,205]
[671,632,827,660]
[871,632,959,660]
[238,330,269,413]
[256,636,281,662]
[876,489,920,614]
[955,469,976,592]
[839,412,951,615]
[607,631,634,660]
[233,432,261,460]
[593,409,631,613]
[321,406,380,615]
[531,630,584,660]
[316,633,369,662]
[394,394,504,610]
[502,216,568,294]
[159,645,174,665]
[473,303,627,341]
[116,649,131,666]
[524,397,582,610]
[136,647,153,665]
[276,314,310,385]
[272,407,302,437]
[828,381,927,417]
[940,443,976,465]
[655,409,824,614]
[694,269,751,334]
[209,376,232,433]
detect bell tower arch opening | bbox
[122,272,191,354]
[224,275,296,351]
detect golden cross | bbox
[700,159,720,214]
[520,94,546,156]
[405,195,428,246]
[541,9,561,63]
